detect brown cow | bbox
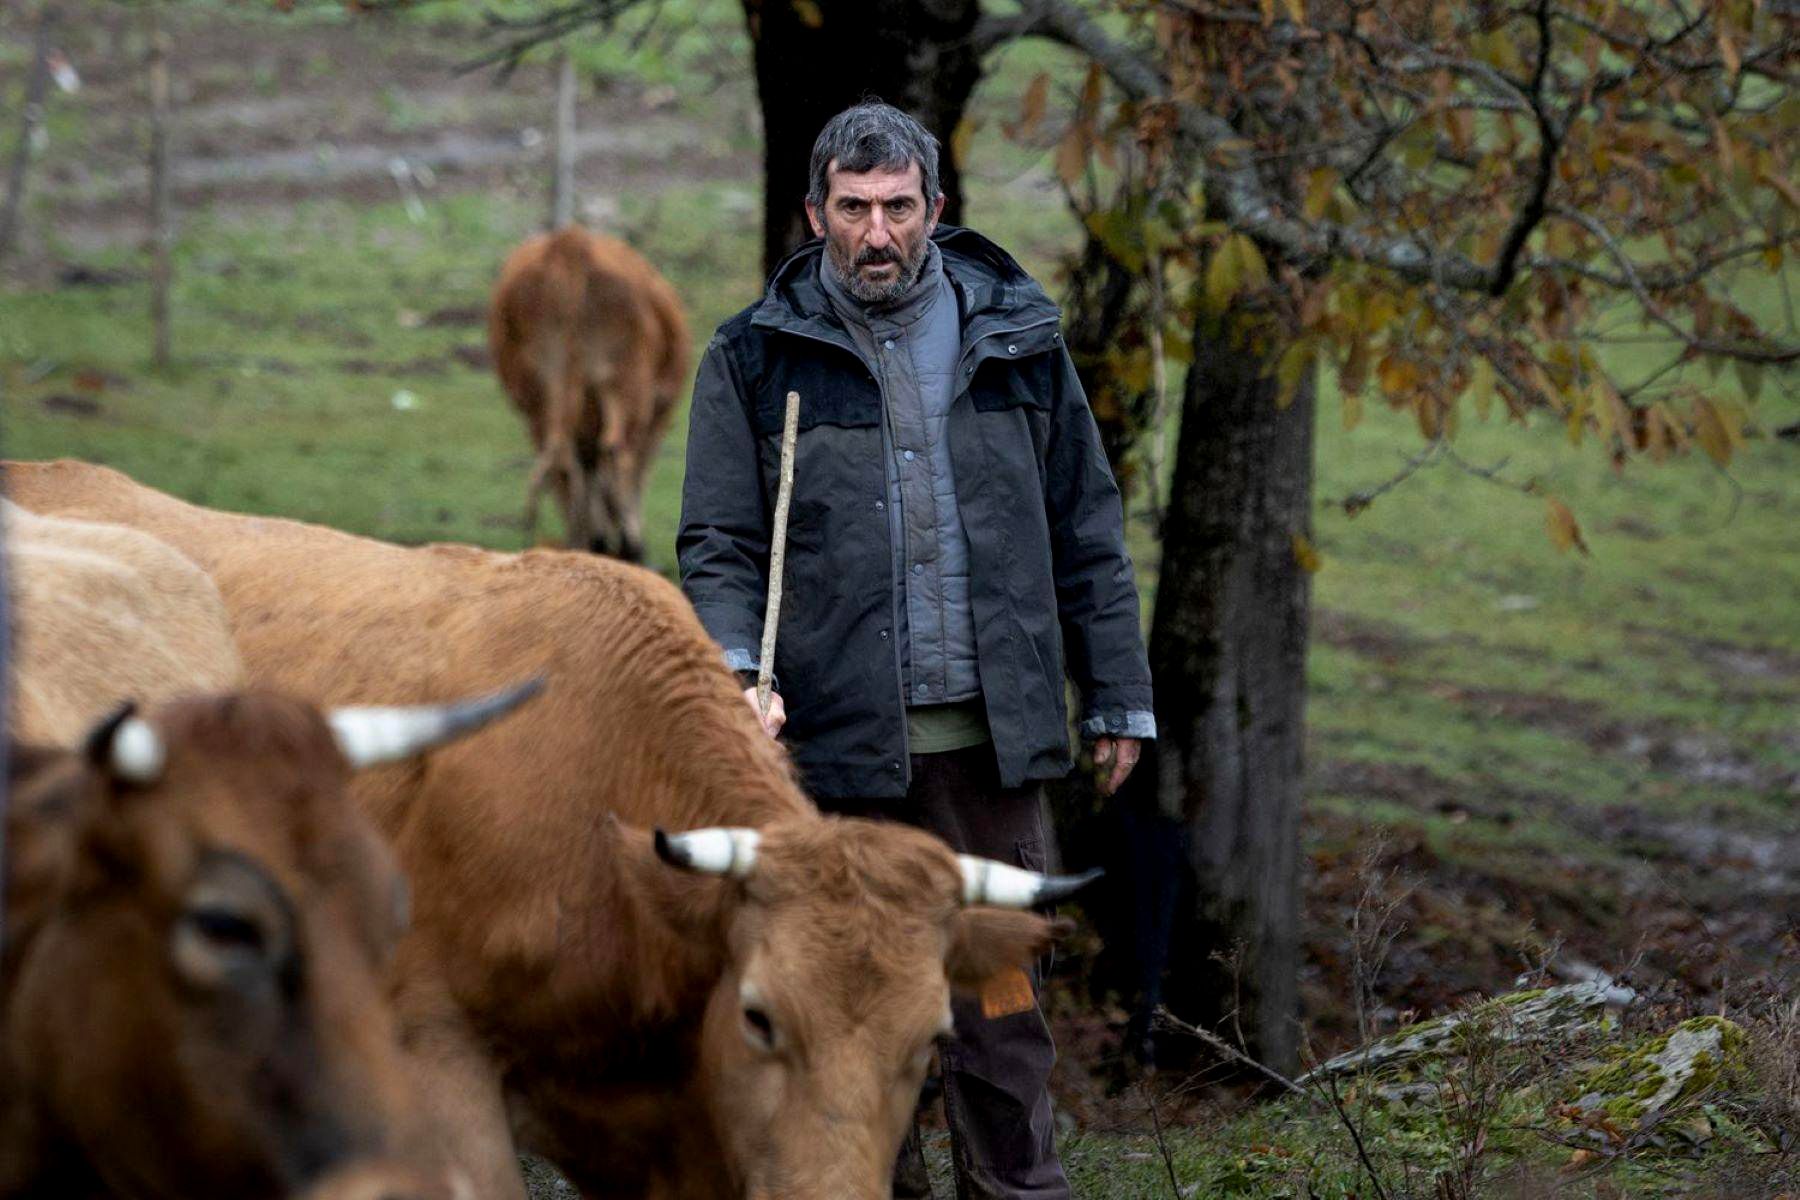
[7,459,1093,1200]
[4,499,245,744]
[1,500,541,1197]
[2,681,541,1200]
[489,226,691,562]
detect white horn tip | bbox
[655,827,760,878]
[111,718,167,784]
[959,855,1103,908]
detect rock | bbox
[1566,1015,1749,1125]
[1301,980,1635,1083]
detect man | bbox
[678,102,1154,1199]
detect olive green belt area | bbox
[905,698,992,754]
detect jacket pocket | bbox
[969,352,1054,413]
[754,358,882,432]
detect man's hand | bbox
[1093,736,1141,796]
[741,686,786,739]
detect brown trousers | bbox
[822,746,1072,1200]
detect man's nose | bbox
[865,206,891,247]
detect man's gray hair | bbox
[807,102,942,210]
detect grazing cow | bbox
[4,499,244,745]
[489,226,691,562]
[8,459,1093,1200]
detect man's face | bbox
[806,160,945,303]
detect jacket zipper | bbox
[766,321,916,785]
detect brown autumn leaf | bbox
[1546,497,1590,555]
[1054,124,1088,188]
[1291,533,1322,573]
[1205,235,1245,311]
[1691,396,1734,465]
[950,117,978,167]
[1275,340,1314,409]
[1019,72,1049,138]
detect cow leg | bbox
[399,1018,527,1200]
[521,454,550,547]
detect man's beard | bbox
[826,229,930,304]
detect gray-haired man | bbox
[679,101,1155,1198]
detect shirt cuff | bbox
[723,648,777,692]
[1079,710,1157,740]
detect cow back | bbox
[4,500,244,745]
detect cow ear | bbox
[607,816,732,940]
[944,908,1069,993]
[4,741,101,933]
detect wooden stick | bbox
[757,390,801,721]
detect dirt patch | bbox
[40,393,106,419]
[451,343,491,370]
[1313,607,1426,663]
[1312,758,1538,825]
[1445,685,1796,795]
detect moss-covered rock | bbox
[1301,981,1628,1083]
[1566,1015,1749,1124]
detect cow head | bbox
[2,681,540,1199]
[649,816,1093,1200]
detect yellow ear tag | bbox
[979,966,1035,1019]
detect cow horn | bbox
[328,677,545,769]
[80,702,166,785]
[957,856,1103,908]
[653,827,760,879]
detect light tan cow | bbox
[489,226,691,562]
[4,499,243,744]
[7,459,1092,1200]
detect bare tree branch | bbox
[1486,0,1561,297]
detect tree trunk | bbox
[148,7,173,367]
[0,5,57,266]
[739,0,985,275]
[1151,310,1314,1074]
[549,49,576,229]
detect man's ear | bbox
[804,197,826,239]
[927,192,946,232]
[944,907,1070,993]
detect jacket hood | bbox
[753,225,1060,333]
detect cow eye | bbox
[187,907,267,955]
[172,853,294,989]
[742,1005,777,1049]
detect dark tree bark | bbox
[1060,231,1151,489]
[739,0,985,275]
[1151,310,1314,1074]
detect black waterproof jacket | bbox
[677,226,1154,800]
